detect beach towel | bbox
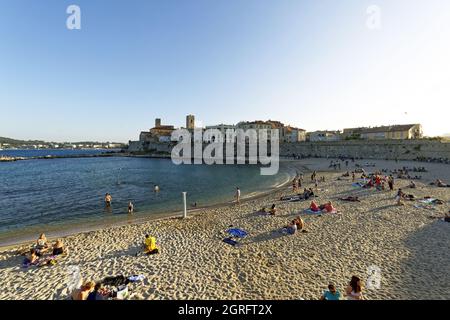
[304,209,321,214]
[352,183,364,188]
[223,238,238,246]
[419,199,436,204]
[128,275,145,282]
[102,275,129,287]
[227,228,248,238]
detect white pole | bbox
[182,192,187,218]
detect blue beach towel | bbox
[304,209,321,214]
[227,228,248,238]
[352,182,363,188]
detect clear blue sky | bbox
[1,0,449,142]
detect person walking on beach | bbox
[128,201,134,214]
[388,175,394,191]
[311,171,317,182]
[104,193,112,206]
[235,187,241,204]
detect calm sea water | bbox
[0,150,291,244]
[0,148,115,158]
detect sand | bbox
[0,158,449,300]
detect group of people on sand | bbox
[292,174,304,193]
[431,179,450,188]
[320,276,364,300]
[22,233,67,267]
[104,193,135,214]
[309,200,338,213]
[282,216,306,235]
[70,234,159,300]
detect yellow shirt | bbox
[144,237,158,251]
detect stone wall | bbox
[280,140,450,160]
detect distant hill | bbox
[0,137,46,145]
[0,136,126,147]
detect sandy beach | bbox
[0,158,449,300]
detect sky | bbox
[1,0,449,143]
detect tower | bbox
[155,118,161,128]
[186,115,195,130]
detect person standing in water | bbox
[235,187,241,204]
[104,193,112,206]
[128,201,134,214]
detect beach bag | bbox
[115,285,129,300]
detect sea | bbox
[0,149,293,246]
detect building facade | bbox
[343,124,423,140]
[307,130,341,142]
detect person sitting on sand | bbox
[294,216,305,231]
[339,196,361,202]
[301,188,310,200]
[322,201,337,213]
[310,200,320,212]
[408,181,416,189]
[435,179,450,187]
[72,281,96,300]
[87,283,111,301]
[342,171,350,177]
[345,276,364,300]
[283,221,297,235]
[320,283,341,300]
[23,249,40,266]
[144,234,159,255]
[52,239,66,256]
[35,233,49,255]
[269,204,277,215]
[128,201,134,214]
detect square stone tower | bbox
[186,115,195,129]
[155,118,161,128]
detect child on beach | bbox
[320,284,341,300]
